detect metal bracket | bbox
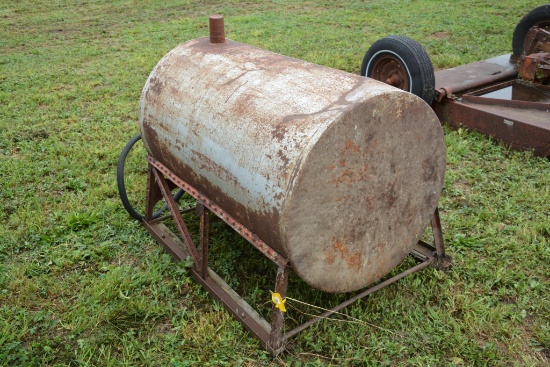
[142,155,448,356]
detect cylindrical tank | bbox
[139,37,446,293]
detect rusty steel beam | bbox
[193,268,273,346]
[143,222,188,261]
[434,100,550,156]
[144,221,274,345]
[519,52,550,83]
[433,82,550,157]
[433,50,550,157]
[151,166,200,268]
[197,203,210,279]
[268,266,290,355]
[434,54,517,100]
[283,251,435,343]
[140,159,447,356]
[144,220,442,356]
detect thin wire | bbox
[297,352,363,361]
[286,303,365,325]
[284,297,395,334]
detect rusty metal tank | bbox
[139,35,446,293]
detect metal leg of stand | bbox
[268,266,289,355]
[198,204,210,279]
[431,207,452,270]
[140,157,450,356]
[145,165,164,221]
[431,207,445,258]
[151,167,200,269]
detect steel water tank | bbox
[139,36,446,293]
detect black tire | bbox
[117,133,184,221]
[361,35,435,105]
[512,4,550,56]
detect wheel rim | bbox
[533,21,550,38]
[370,55,409,91]
[535,21,550,30]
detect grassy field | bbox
[1,0,549,365]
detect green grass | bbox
[1,0,549,365]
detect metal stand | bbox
[142,156,448,356]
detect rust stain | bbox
[334,168,354,186]
[190,149,242,190]
[271,123,289,142]
[342,139,360,154]
[331,240,363,271]
[323,249,336,265]
[277,149,290,168]
[333,164,370,187]
[148,76,165,96]
[142,127,284,253]
[159,151,285,254]
[335,194,351,202]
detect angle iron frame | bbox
[142,155,448,356]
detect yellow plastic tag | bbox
[271,292,287,312]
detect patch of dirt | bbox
[499,295,516,304]
[12,128,49,143]
[430,31,451,40]
[451,181,471,192]
[155,319,174,334]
